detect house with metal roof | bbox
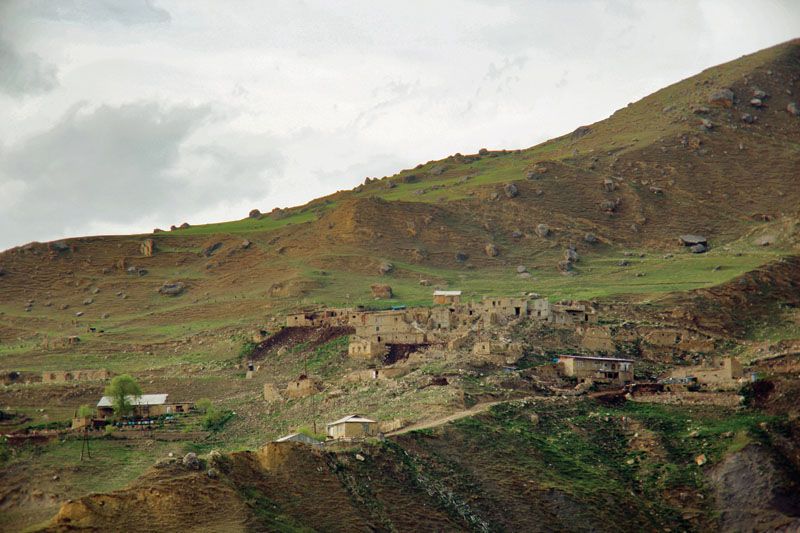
[557,355,634,385]
[275,433,322,446]
[96,393,192,419]
[326,414,378,440]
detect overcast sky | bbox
[0,1,798,251]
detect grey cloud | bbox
[0,101,284,250]
[0,39,58,97]
[15,0,170,25]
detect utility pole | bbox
[80,427,91,461]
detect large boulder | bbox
[679,234,707,246]
[503,183,519,198]
[248,209,262,219]
[370,284,393,299]
[378,261,394,275]
[708,88,735,108]
[183,452,200,470]
[159,281,186,296]
[536,224,550,238]
[202,242,223,257]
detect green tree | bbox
[103,374,142,418]
[77,404,94,418]
[195,398,212,414]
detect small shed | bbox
[433,290,462,305]
[326,414,378,440]
[96,394,192,419]
[275,433,321,446]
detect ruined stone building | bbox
[667,356,744,388]
[557,355,634,385]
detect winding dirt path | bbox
[386,399,509,436]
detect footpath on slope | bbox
[386,399,512,436]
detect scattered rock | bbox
[83,298,93,305]
[183,452,200,470]
[489,191,500,201]
[429,164,447,176]
[602,178,616,192]
[179,222,191,229]
[564,248,579,263]
[101,313,110,319]
[484,244,499,257]
[49,241,70,253]
[650,186,664,195]
[455,251,469,262]
[752,88,767,100]
[207,468,219,479]
[503,183,519,198]
[536,224,550,238]
[241,240,251,249]
[749,98,764,108]
[355,453,366,462]
[419,279,431,286]
[753,235,775,247]
[159,282,186,296]
[692,105,710,114]
[700,118,714,130]
[690,243,708,254]
[584,233,598,244]
[600,199,619,213]
[518,272,531,279]
[741,113,755,124]
[378,261,394,275]
[202,242,223,257]
[140,239,155,257]
[708,88,734,107]
[679,234,707,247]
[516,265,528,274]
[572,126,591,138]
[248,209,262,219]
[557,260,574,273]
[370,284,393,299]
[75,311,84,317]
[787,102,800,116]
[695,454,707,466]
[511,230,523,239]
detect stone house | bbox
[667,356,743,388]
[433,290,462,305]
[557,355,634,385]
[275,433,321,446]
[284,375,323,399]
[96,394,193,419]
[326,414,378,440]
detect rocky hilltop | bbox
[1,40,800,532]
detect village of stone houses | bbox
[3,35,800,533]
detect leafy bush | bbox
[195,398,213,414]
[77,405,94,418]
[202,407,234,432]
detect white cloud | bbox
[0,0,799,250]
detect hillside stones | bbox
[378,261,394,275]
[455,251,469,262]
[202,242,223,257]
[370,284,393,299]
[564,247,579,263]
[690,244,708,254]
[741,113,755,124]
[503,183,519,198]
[183,452,200,470]
[484,244,499,257]
[602,178,616,192]
[248,209,262,219]
[49,241,70,253]
[787,102,800,116]
[749,98,764,108]
[140,239,155,257]
[511,230,523,239]
[516,265,528,274]
[536,224,550,238]
[159,281,186,296]
[584,233,598,244]
[708,88,734,107]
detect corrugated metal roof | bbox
[326,414,376,427]
[96,394,168,408]
[433,290,462,296]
